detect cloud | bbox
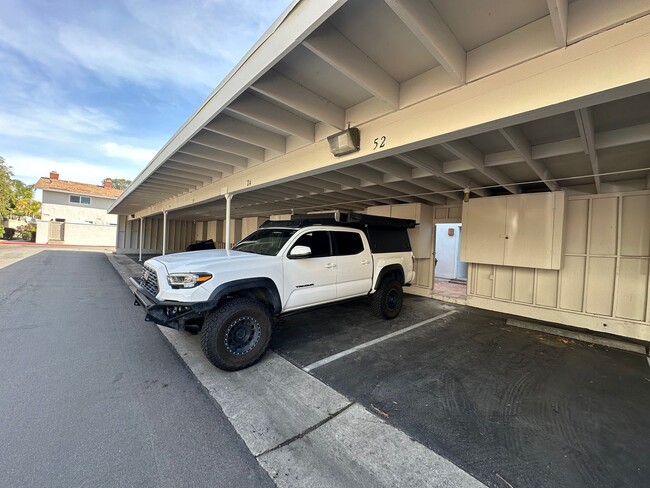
[0,0,292,92]
[0,106,121,142]
[0,0,293,193]
[8,154,140,186]
[101,142,157,163]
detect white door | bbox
[435,224,459,279]
[283,230,337,311]
[333,230,373,298]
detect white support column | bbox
[162,211,168,255]
[224,194,233,251]
[138,217,144,262]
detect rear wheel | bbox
[200,298,272,371]
[372,279,403,319]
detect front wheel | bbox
[200,298,272,371]
[372,279,403,319]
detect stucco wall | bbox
[35,221,117,246]
[63,223,117,247]
[41,190,118,224]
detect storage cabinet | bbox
[461,192,566,270]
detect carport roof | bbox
[109,0,650,221]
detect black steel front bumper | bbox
[129,277,211,330]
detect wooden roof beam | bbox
[386,0,466,84]
[302,22,399,108]
[499,126,560,191]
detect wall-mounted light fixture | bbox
[327,127,360,157]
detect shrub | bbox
[17,224,36,242]
[2,227,16,240]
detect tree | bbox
[0,156,41,221]
[0,157,13,220]
[14,198,41,219]
[102,178,132,190]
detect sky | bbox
[0,0,293,187]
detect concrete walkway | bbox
[108,253,485,488]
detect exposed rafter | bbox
[546,0,568,47]
[443,121,650,173]
[251,70,346,129]
[338,165,387,187]
[191,131,265,162]
[499,126,560,191]
[165,161,221,180]
[394,152,489,197]
[312,172,361,189]
[226,92,315,141]
[442,141,521,194]
[205,115,286,153]
[150,171,205,187]
[385,0,466,84]
[574,108,602,193]
[146,179,196,193]
[302,22,399,108]
[156,167,213,185]
[179,142,248,169]
[170,153,235,176]
[384,180,447,205]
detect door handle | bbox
[361,260,370,265]
[324,263,337,269]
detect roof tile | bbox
[34,177,124,198]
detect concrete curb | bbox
[506,318,647,355]
[106,252,486,488]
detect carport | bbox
[107,1,650,485]
[110,0,650,343]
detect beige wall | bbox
[35,221,117,247]
[116,216,195,254]
[466,191,650,341]
[63,223,117,247]
[41,190,118,225]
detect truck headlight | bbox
[167,273,212,289]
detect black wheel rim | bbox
[386,289,399,310]
[224,316,261,355]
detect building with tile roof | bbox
[34,171,124,246]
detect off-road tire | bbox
[372,279,403,319]
[200,298,272,371]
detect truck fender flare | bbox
[207,278,282,315]
[374,264,405,289]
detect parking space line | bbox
[303,310,457,372]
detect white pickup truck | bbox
[130,213,416,371]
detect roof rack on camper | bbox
[260,212,416,230]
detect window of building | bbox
[70,195,91,205]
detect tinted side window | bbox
[292,231,332,258]
[334,231,364,256]
[366,227,412,253]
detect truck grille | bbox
[140,265,159,296]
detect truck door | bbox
[333,230,373,299]
[282,230,337,310]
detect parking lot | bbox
[271,295,650,488]
[77,249,650,487]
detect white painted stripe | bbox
[303,310,457,372]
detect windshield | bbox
[233,228,297,256]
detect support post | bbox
[225,193,233,251]
[138,217,144,262]
[162,211,168,256]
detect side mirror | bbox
[289,245,312,259]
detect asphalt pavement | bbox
[0,247,274,488]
